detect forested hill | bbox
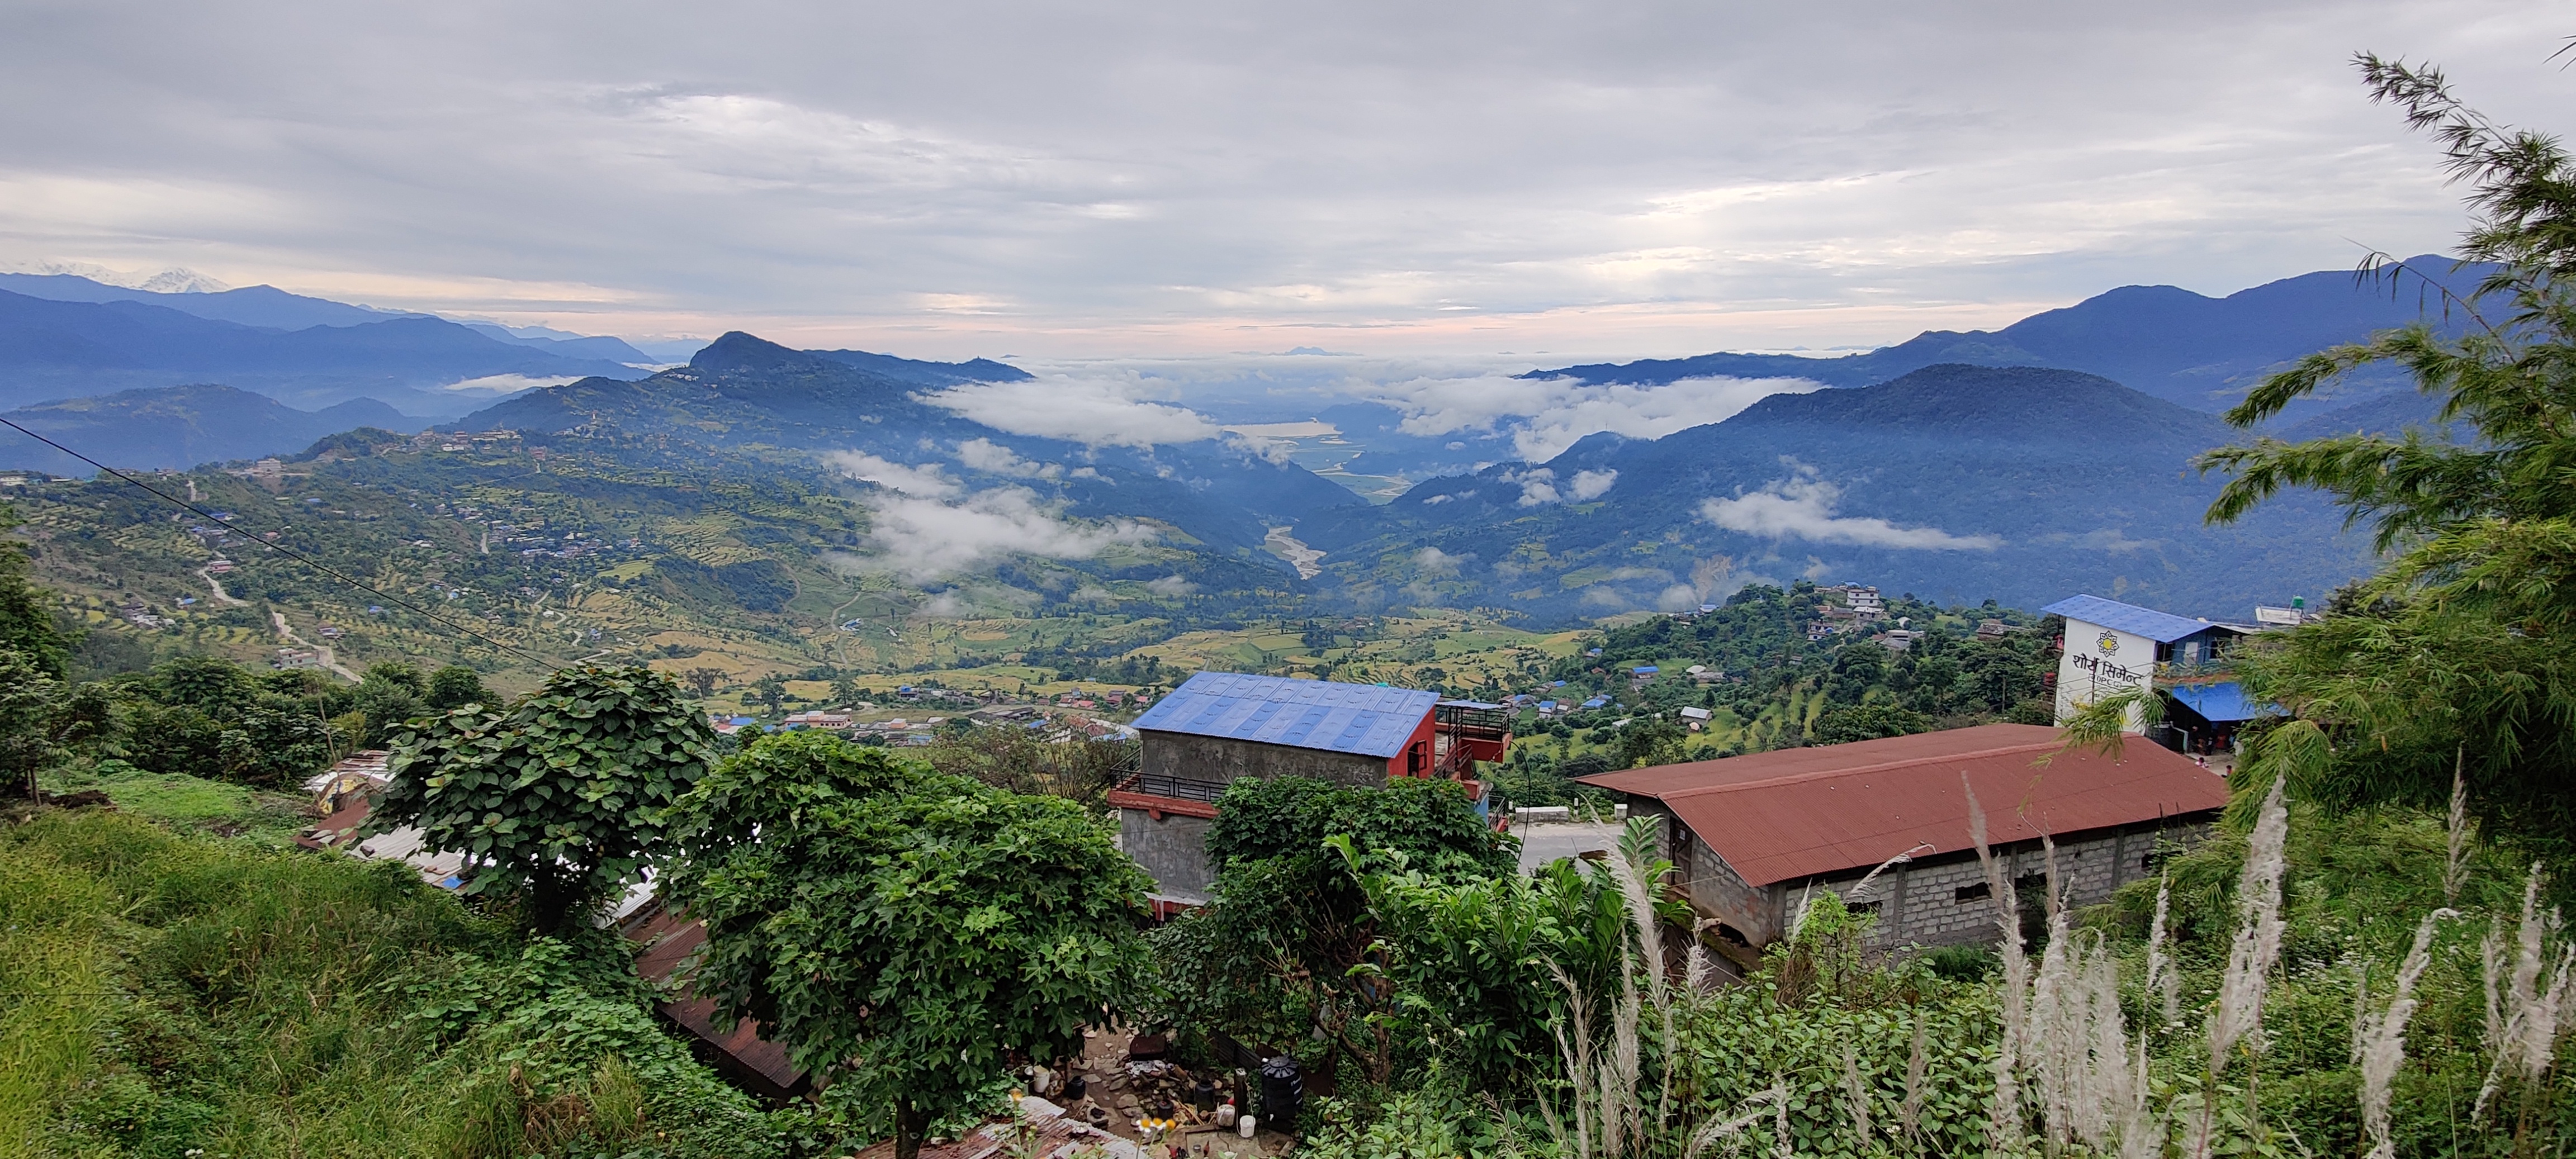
[1303,363,2374,620]
[453,331,1364,554]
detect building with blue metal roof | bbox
[1114,671,1496,910]
[2044,592,2279,756]
[1129,671,1439,759]
[2040,595,2217,644]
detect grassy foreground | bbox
[0,808,783,1159]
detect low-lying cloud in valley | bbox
[823,450,958,497]
[918,376,1221,449]
[1500,466,1618,506]
[1370,373,1821,460]
[850,486,1156,581]
[1700,467,2001,550]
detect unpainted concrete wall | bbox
[1120,809,1216,904]
[1141,731,1389,788]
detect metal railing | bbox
[1128,772,1234,804]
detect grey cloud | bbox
[1701,466,2001,550]
[0,2,2560,355]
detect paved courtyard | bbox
[1514,821,1627,872]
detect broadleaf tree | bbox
[1147,775,1516,1086]
[661,731,1152,1159]
[368,663,717,932]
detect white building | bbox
[2042,594,2264,743]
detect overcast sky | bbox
[1,1,2565,360]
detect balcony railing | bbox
[1127,772,1233,804]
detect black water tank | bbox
[1259,1055,1303,1133]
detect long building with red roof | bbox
[1577,723,2227,959]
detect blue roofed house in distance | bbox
[1109,672,1510,914]
[2043,593,2305,757]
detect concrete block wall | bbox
[1119,809,1216,904]
[1785,821,2215,949]
[1142,732,1386,788]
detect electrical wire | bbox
[0,416,546,665]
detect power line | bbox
[0,417,545,666]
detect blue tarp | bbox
[2167,681,2270,723]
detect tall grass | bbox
[0,837,116,1159]
[0,809,778,1158]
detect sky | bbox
[0,1,2566,362]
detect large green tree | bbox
[1148,775,1516,1085]
[662,732,1152,1159]
[2199,55,2576,860]
[369,664,717,932]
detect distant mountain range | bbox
[454,332,1363,555]
[0,256,2477,620]
[0,384,424,476]
[1299,364,2376,620]
[1531,256,2485,427]
[0,286,646,417]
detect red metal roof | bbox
[1575,724,2228,887]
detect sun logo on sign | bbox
[2096,631,2119,656]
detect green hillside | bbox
[12,439,1305,695]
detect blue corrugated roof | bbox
[2041,594,2213,644]
[1130,672,1437,758]
[2168,682,2271,723]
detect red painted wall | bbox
[1382,709,1439,778]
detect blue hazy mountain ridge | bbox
[807,348,1035,387]
[1531,256,2490,416]
[0,383,424,475]
[0,288,642,417]
[458,324,655,365]
[0,272,415,329]
[1303,364,2376,620]
[0,272,662,367]
[454,332,1363,557]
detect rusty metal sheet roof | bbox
[1576,724,2228,887]
[624,900,808,1099]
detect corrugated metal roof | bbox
[2168,681,2270,723]
[2041,594,2213,644]
[626,901,808,1099]
[1577,724,2228,887]
[1129,672,1437,758]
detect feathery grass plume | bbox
[1538,817,1706,1158]
[1684,1084,1784,1159]
[2012,834,2157,1156]
[2445,748,2471,904]
[2143,875,2180,1027]
[1540,959,1597,1159]
[2355,908,2457,1159]
[2473,863,2576,1120]
[2206,772,2290,1069]
[1966,777,2029,1152]
[1843,1042,1874,1147]
[1771,1076,1792,1159]
[2191,771,2290,1159]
